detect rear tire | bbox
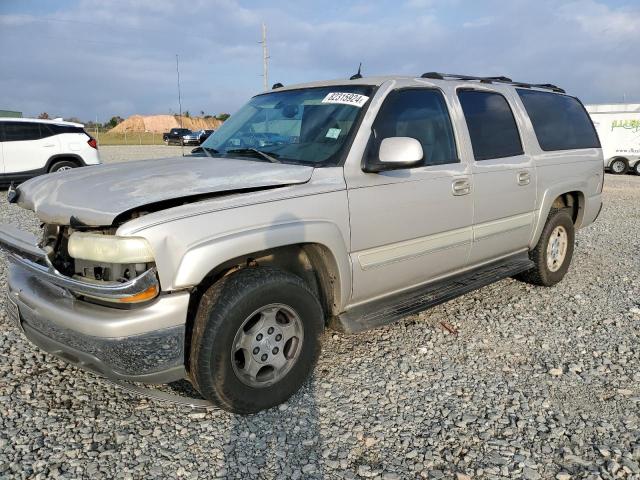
[609,158,628,175]
[634,162,640,175]
[189,267,324,414]
[517,208,575,287]
[48,160,78,173]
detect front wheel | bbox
[609,158,628,175]
[634,162,640,175]
[189,267,324,414]
[517,208,575,287]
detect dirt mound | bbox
[110,115,222,133]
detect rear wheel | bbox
[189,267,324,414]
[48,160,78,173]
[609,158,628,175]
[517,208,575,287]
[634,162,640,175]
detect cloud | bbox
[0,0,638,120]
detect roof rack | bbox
[419,72,565,93]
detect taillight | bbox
[88,138,98,149]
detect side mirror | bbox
[364,137,424,173]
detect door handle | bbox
[452,179,471,196]
[517,171,530,186]
[43,144,56,147]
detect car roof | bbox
[0,117,84,127]
[266,73,567,96]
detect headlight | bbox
[68,232,154,263]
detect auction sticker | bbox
[322,92,369,108]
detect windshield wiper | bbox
[226,148,281,164]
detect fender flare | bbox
[171,220,352,311]
[529,182,586,247]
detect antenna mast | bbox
[261,23,269,91]
[176,54,183,127]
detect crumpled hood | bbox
[15,156,314,226]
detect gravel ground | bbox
[0,152,639,479]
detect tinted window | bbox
[517,89,600,151]
[370,89,458,166]
[2,122,42,142]
[40,124,55,138]
[458,90,523,160]
[50,124,85,135]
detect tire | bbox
[634,162,640,176]
[48,160,78,173]
[609,158,628,175]
[189,267,324,414]
[517,208,575,287]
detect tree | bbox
[106,116,124,128]
[184,110,190,118]
[38,112,50,119]
[200,110,205,116]
[216,113,230,121]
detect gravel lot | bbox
[1,148,639,479]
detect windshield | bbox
[201,85,374,166]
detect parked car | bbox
[199,129,215,144]
[0,73,603,414]
[162,127,192,145]
[180,130,202,146]
[0,118,100,187]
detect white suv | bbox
[0,118,101,187]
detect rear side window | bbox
[1,122,42,142]
[50,124,85,135]
[457,90,523,160]
[517,89,600,151]
[370,88,458,166]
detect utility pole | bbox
[260,23,269,91]
[176,54,184,156]
[176,54,183,127]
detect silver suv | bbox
[0,73,604,413]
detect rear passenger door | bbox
[457,88,537,264]
[1,122,58,174]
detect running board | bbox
[332,253,533,334]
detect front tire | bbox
[634,162,640,175]
[609,158,628,175]
[189,267,324,414]
[517,208,575,287]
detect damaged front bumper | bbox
[0,224,189,383]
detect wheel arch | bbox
[171,219,351,313]
[530,187,585,248]
[45,154,86,172]
[181,240,346,373]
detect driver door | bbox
[346,88,473,304]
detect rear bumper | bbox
[7,261,189,383]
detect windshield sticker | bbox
[321,92,370,108]
[326,128,341,139]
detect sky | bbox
[0,0,639,122]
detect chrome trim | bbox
[0,223,158,299]
[8,254,158,299]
